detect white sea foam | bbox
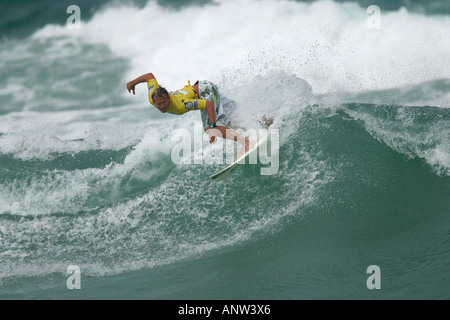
[31,0,450,99]
[2,0,449,159]
[0,122,180,216]
[342,105,450,176]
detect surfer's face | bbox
[153,95,170,113]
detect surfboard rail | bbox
[209,136,268,181]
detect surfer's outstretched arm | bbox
[126,73,156,95]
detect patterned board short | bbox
[198,80,231,129]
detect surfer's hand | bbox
[209,132,217,144]
[126,81,136,95]
[207,128,220,144]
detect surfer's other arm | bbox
[204,100,219,143]
[126,73,155,95]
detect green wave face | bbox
[1,100,449,297]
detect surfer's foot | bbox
[237,139,255,160]
[258,115,274,129]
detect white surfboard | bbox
[209,136,268,181]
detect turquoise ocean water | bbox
[0,0,449,300]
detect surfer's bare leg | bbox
[206,126,255,159]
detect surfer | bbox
[126,73,254,158]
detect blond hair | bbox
[152,86,169,100]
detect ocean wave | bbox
[1,97,448,287]
[340,103,450,176]
[1,0,450,296]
